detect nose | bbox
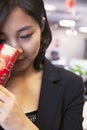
[16,47,23,53]
[11,42,23,53]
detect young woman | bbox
[0,0,84,130]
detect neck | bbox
[6,65,43,90]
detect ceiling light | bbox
[59,19,76,27]
[44,4,56,11]
[79,26,87,33]
[65,29,72,35]
[65,29,78,36]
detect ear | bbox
[41,17,46,32]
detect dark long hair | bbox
[0,0,52,70]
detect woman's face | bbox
[0,7,42,73]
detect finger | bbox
[0,85,15,105]
[0,85,14,98]
[0,101,8,114]
[0,91,11,104]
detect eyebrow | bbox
[17,26,33,33]
[0,26,33,35]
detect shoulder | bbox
[44,57,82,82]
[44,58,84,93]
[58,66,82,84]
[43,58,84,106]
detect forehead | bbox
[1,7,39,32]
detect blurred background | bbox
[44,0,87,68]
[43,0,87,129]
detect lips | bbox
[16,57,27,64]
[17,58,25,62]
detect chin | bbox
[12,64,29,76]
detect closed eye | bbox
[0,39,7,43]
[20,33,33,39]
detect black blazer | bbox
[36,58,84,130]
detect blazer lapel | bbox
[36,58,63,130]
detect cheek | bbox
[23,39,41,57]
[21,30,41,58]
